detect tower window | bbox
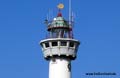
[61,41,67,46]
[45,42,49,48]
[52,42,58,46]
[69,42,74,47]
[41,44,43,48]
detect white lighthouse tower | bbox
[40,2,80,78]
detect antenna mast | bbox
[69,0,72,25]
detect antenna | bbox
[46,9,50,21]
[69,0,72,25]
[71,11,76,27]
[47,14,49,21]
[48,9,53,21]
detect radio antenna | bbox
[69,0,72,25]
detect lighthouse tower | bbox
[40,2,80,78]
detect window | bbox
[41,44,43,48]
[45,42,49,48]
[69,42,74,47]
[61,41,67,46]
[52,42,58,46]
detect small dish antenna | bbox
[57,3,64,9]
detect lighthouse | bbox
[40,2,80,78]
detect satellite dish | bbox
[57,3,64,9]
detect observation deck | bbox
[40,38,80,60]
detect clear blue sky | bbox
[0,0,120,78]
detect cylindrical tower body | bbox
[40,4,80,78]
[49,58,71,78]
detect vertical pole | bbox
[69,0,72,25]
[69,0,74,38]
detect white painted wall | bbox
[49,58,71,78]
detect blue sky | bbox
[0,0,120,78]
